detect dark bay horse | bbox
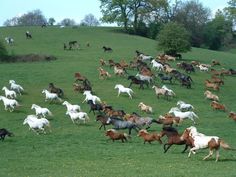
[159,127,192,153]
[106,117,139,135]
[48,83,64,97]
[0,128,13,141]
[96,115,110,130]
[128,75,148,89]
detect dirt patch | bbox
[0,54,57,62]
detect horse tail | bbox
[220,139,236,150]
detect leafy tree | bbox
[59,18,76,26]
[224,0,236,21]
[203,10,233,50]
[80,14,100,26]
[172,0,211,47]
[157,22,191,54]
[3,9,47,26]
[48,18,56,26]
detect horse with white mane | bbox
[66,111,90,124]
[177,100,194,111]
[2,86,17,99]
[114,84,134,99]
[0,96,19,112]
[23,115,51,134]
[82,90,101,104]
[9,80,24,95]
[181,126,235,162]
[168,107,198,124]
[62,101,81,112]
[31,104,53,118]
[42,89,62,102]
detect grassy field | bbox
[0,26,236,177]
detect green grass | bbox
[0,26,236,177]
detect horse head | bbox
[9,80,16,84]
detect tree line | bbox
[100,0,236,51]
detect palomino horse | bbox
[180,126,235,161]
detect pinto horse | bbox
[180,126,235,161]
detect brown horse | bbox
[205,80,220,91]
[105,129,130,143]
[159,127,192,153]
[96,115,110,130]
[137,129,162,144]
[48,83,64,97]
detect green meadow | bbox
[0,26,236,177]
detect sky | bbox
[0,0,229,26]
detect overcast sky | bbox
[0,0,229,26]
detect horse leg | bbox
[128,92,132,99]
[117,91,120,97]
[129,82,132,88]
[188,147,198,157]
[215,149,220,162]
[164,144,172,153]
[181,144,189,153]
[203,149,213,161]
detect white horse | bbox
[31,104,53,118]
[62,101,81,112]
[82,90,101,104]
[2,86,17,99]
[114,84,134,99]
[161,85,175,97]
[136,73,153,84]
[42,89,62,102]
[0,96,19,112]
[23,115,51,134]
[177,100,194,111]
[139,54,153,61]
[181,126,234,162]
[169,107,198,124]
[9,80,24,95]
[151,60,163,71]
[66,111,89,124]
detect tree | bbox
[157,22,191,54]
[80,14,100,26]
[59,18,76,26]
[172,0,211,47]
[3,9,47,26]
[203,10,233,50]
[48,18,56,26]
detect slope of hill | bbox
[0,26,236,177]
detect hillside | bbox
[0,26,236,177]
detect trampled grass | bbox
[0,26,236,177]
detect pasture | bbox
[0,26,236,177]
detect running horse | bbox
[48,83,64,98]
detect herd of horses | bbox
[2,29,236,163]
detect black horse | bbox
[106,117,140,135]
[48,83,64,97]
[128,75,148,89]
[87,100,104,115]
[158,73,173,84]
[26,31,32,39]
[102,46,113,52]
[0,128,13,141]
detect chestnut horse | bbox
[159,127,192,153]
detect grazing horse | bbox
[105,129,130,143]
[128,75,148,89]
[102,46,113,52]
[180,126,235,161]
[0,128,13,141]
[137,129,162,144]
[106,117,139,135]
[96,115,110,130]
[48,83,64,97]
[159,127,192,153]
[114,84,134,99]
